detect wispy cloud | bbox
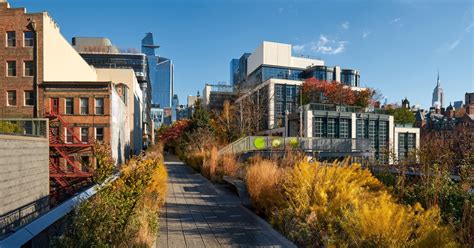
[448,40,460,50]
[293,44,305,53]
[341,21,350,30]
[446,22,474,51]
[293,35,348,55]
[390,17,401,24]
[362,31,371,38]
[465,22,474,32]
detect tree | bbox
[386,108,416,125]
[300,78,374,108]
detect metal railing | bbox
[0,197,49,238]
[0,118,48,138]
[218,136,373,156]
[306,103,388,114]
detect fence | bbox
[219,136,373,156]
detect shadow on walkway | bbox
[157,155,295,247]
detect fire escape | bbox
[45,102,94,203]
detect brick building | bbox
[0,2,97,118]
[0,2,134,200]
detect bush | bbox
[245,160,283,215]
[245,160,459,247]
[54,147,167,247]
[202,146,219,181]
[221,154,239,178]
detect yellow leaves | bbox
[246,159,458,247]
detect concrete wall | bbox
[110,89,130,165]
[42,14,97,82]
[291,56,324,69]
[96,68,143,155]
[0,134,49,216]
[393,126,420,162]
[247,41,324,76]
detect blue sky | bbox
[10,0,473,108]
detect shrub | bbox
[267,161,458,247]
[221,154,239,178]
[202,146,219,181]
[54,147,167,247]
[93,142,115,184]
[245,160,283,215]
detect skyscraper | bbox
[432,71,444,109]
[141,33,174,108]
[156,57,174,108]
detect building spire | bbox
[437,69,440,87]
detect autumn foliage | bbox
[157,119,191,144]
[245,159,458,247]
[301,78,374,108]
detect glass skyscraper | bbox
[141,33,174,108]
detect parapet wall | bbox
[0,134,49,236]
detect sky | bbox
[9,0,474,109]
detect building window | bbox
[95,98,104,115]
[81,127,89,143]
[7,91,16,106]
[6,31,15,47]
[398,133,406,159]
[65,98,74,115]
[65,128,73,143]
[81,156,90,172]
[7,61,16,76]
[96,127,104,142]
[339,119,350,138]
[379,121,388,151]
[368,120,377,150]
[24,91,34,106]
[327,118,337,138]
[275,84,284,101]
[24,61,33,77]
[313,117,324,138]
[275,101,284,116]
[80,98,88,115]
[356,119,366,138]
[24,31,34,47]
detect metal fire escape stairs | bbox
[45,111,94,195]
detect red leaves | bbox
[157,119,191,144]
[302,78,373,108]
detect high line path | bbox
[157,155,295,248]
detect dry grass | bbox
[245,160,283,215]
[202,146,219,181]
[269,161,458,247]
[221,154,239,178]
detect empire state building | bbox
[432,72,444,109]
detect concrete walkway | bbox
[157,156,295,248]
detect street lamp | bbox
[284,109,289,137]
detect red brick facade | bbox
[0,3,44,118]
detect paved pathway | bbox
[157,156,295,248]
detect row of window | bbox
[63,97,104,115]
[6,90,33,106]
[55,127,104,144]
[5,31,35,47]
[5,61,34,77]
[313,117,351,138]
[398,133,416,159]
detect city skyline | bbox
[10,0,473,108]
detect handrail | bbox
[0,173,120,246]
[218,136,374,156]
